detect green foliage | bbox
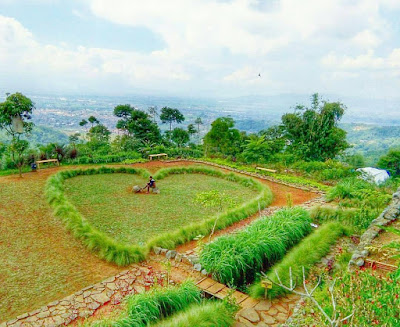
[197,157,330,191]
[281,93,349,161]
[249,222,347,299]
[200,207,312,288]
[114,105,162,144]
[378,149,400,176]
[194,190,236,212]
[153,301,235,327]
[114,281,201,327]
[326,177,392,209]
[203,117,243,157]
[160,107,185,131]
[88,124,111,144]
[171,127,190,147]
[310,206,378,233]
[309,270,400,326]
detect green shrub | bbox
[249,222,347,299]
[199,207,312,288]
[114,281,201,327]
[153,301,235,327]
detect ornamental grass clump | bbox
[199,207,312,288]
[113,281,201,327]
[249,222,347,299]
[152,301,235,327]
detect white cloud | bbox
[0,0,399,97]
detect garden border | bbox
[45,166,272,266]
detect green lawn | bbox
[64,173,259,245]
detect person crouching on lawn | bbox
[146,176,156,193]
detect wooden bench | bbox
[36,159,59,170]
[149,153,168,161]
[256,166,277,173]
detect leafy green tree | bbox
[0,92,35,177]
[68,133,80,150]
[203,117,243,157]
[343,153,365,168]
[378,150,400,175]
[281,93,349,161]
[160,107,185,131]
[195,117,203,132]
[89,124,111,144]
[187,124,197,136]
[114,105,161,144]
[79,119,88,128]
[242,134,273,163]
[171,127,190,147]
[88,115,99,127]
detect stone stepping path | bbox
[196,277,300,326]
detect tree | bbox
[203,117,243,157]
[171,127,190,147]
[88,124,111,144]
[148,106,158,123]
[378,150,400,175]
[160,107,185,131]
[79,119,88,128]
[195,117,203,133]
[187,124,197,136]
[281,93,349,161]
[0,92,35,177]
[114,104,161,144]
[68,133,80,150]
[88,115,99,127]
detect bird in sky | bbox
[258,73,261,77]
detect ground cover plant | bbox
[199,207,312,289]
[47,166,271,265]
[249,222,347,299]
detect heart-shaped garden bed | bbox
[46,166,272,266]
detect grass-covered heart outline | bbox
[46,166,273,266]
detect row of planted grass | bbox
[46,166,272,265]
[199,207,312,289]
[82,281,235,327]
[249,222,348,299]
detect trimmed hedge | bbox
[46,166,272,265]
[199,207,312,288]
[249,222,347,299]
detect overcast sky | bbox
[0,0,399,98]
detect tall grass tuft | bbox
[110,281,201,327]
[200,207,312,288]
[249,222,347,299]
[152,301,235,327]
